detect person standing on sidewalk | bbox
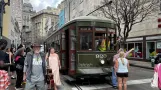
[23,43,46,90]
[6,48,16,79]
[153,60,161,90]
[112,48,134,89]
[0,39,10,90]
[115,51,129,90]
[15,47,25,89]
[46,47,61,90]
[10,47,16,79]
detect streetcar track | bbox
[74,84,82,90]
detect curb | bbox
[130,64,154,70]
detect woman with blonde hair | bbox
[115,51,129,90]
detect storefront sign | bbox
[157,42,161,49]
[146,36,161,40]
[126,38,143,42]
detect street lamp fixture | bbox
[0,0,10,39]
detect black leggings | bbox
[16,69,23,88]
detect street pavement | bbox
[129,60,154,70]
[9,65,158,90]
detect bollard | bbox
[151,58,155,67]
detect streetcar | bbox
[46,16,117,81]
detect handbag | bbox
[151,64,160,88]
[16,64,23,70]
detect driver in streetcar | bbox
[98,36,106,51]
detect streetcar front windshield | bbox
[80,33,92,50]
[79,27,116,51]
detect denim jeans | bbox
[112,67,117,86]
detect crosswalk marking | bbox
[72,78,152,90]
[127,78,151,85]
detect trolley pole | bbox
[86,1,112,16]
[0,0,10,39]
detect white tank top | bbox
[117,58,128,73]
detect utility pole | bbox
[86,1,112,16]
[0,0,10,39]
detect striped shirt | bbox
[0,70,10,90]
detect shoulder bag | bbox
[151,63,160,88]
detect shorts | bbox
[116,72,128,77]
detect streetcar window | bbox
[108,32,116,50]
[80,33,92,50]
[95,33,107,51]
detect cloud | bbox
[29,0,63,11]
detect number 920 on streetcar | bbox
[46,16,117,80]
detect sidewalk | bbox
[129,60,154,70]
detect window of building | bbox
[134,43,143,58]
[147,42,156,60]
[127,43,135,57]
[126,42,143,59]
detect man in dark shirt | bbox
[0,39,8,69]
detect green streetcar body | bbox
[45,16,117,79]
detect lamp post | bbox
[0,0,10,39]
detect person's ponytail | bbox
[119,51,125,65]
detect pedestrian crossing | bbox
[72,78,152,90]
[127,78,151,85]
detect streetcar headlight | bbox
[100,59,105,64]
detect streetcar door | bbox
[65,29,70,73]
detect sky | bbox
[29,0,64,11]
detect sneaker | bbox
[113,86,118,89]
[15,87,23,90]
[11,76,16,79]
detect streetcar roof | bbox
[63,16,115,28]
[46,16,115,41]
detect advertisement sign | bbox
[58,9,65,29]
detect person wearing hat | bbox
[112,48,134,89]
[23,43,46,90]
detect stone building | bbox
[31,7,59,44]
[22,2,36,47]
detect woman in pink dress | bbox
[46,48,61,90]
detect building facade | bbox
[124,13,161,61]
[62,0,103,23]
[22,3,36,47]
[31,8,59,44]
[2,0,23,48]
[2,0,11,48]
[10,0,23,48]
